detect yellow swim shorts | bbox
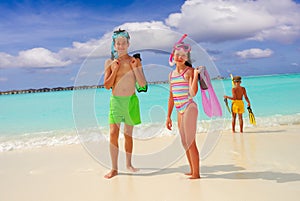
[232,100,244,114]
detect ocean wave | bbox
[0,131,80,152]
[1,113,300,152]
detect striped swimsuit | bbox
[170,68,193,114]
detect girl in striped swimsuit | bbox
[166,38,201,179]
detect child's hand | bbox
[196,66,205,73]
[166,117,172,130]
[111,59,120,72]
[193,68,199,79]
[130,57,138,69]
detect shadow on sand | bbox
[119,164,300,183]
[202,164,300,183]
[244,129,286,134]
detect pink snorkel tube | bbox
[169,34,188,66]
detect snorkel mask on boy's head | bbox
[169,34,191,66]
[111,29,130,59]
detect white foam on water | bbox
[1,113,299,152]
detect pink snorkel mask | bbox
[169,34,191,66]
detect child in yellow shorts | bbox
[224,76,251,133]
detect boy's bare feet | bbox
[104,170,118,179]
[127,166,139,172]
[184,172,192,176]
[189,175,200,179]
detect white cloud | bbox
[0,52,14,67]
[165,0,300,43]
[0,21,174,68]
[117,21,176,50]
[291,62,299,66]
[59,21,175,62]
[235,48,273,59]
[0,48,71,68]
[1,0,299,69]
[58,39,106,63]
[0,77,8,82]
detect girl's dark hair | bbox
[184,52,192,67]
[185,60,192,67]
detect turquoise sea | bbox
[1,73,300,152]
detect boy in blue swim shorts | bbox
[103,29,147,179]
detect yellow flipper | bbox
[247,106,256,125]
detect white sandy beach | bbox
[1,124,300,201]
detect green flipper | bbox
[136,82,148,93]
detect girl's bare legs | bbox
[178,113,192,175]
[124,124,139,172]
[188,140,200,179]
[180,102,200,179]
[104,123,120,179]
[184,151,192,175]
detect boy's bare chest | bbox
[117,61,133,77]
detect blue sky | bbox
[0,0,300,91]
